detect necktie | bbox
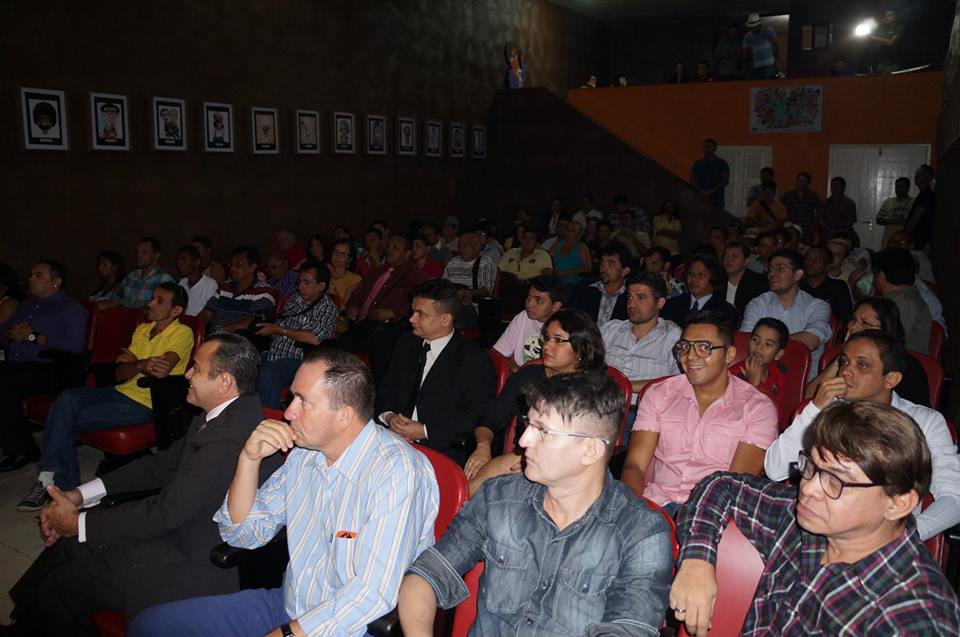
[691,297,699,311]
[404,341,432,417]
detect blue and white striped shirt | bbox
[215,422,439,636]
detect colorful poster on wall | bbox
[749,85,822,134]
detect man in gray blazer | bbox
[6,333,282,635]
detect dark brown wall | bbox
[933,1,959,423]
[0,0,602,292]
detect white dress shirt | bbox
[764,393,960,540]
[378,330,455,439]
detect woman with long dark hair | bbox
[88,250,125,302]
[465,308,608,495]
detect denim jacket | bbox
[407,472,673,636]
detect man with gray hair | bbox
[398,371,674,636]
[7,333,281,635]
[130,348,439,637]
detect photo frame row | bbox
[19,87,487,158]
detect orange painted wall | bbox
[567,72,943,195]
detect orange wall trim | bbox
[568,72,943,194]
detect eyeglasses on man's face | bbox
[797,451,882,500]
[767,264,796,274]
[672,340,727,358]
[521,415,610,446]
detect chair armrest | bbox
[366,607,401,637]
[210,542,247,569]
[38,349,89,388]
[100,488,162,508]
[946,523,960,544]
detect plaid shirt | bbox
[677,472,960,636]
[114,267,174,308]
[780,190,821,242]
[265,293,338,362]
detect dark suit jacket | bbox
[728,269,769,317]
[568,281,628,324]
[85,393,282,617]
[661,292,739,328]
[377,330,495,464]
[346,263,427,320]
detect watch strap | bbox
[280,623,295,637]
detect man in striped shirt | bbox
[130,348,439,637]
[669,401,960,636]
[200,245,278,333]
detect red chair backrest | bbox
[457,328,480,343]
[828,314,841,345]
[487,349,512,396]
[819,342,841,373]
[921,493,950,573]
[89,307,143,364]
[730,332,809,430]
[605,366,633,452]
[413,443,469,540]
[929,322,944,361]
[262,407,286,421]
[679,520,765,637]
[178,315,205,360]
[451,494,677,637]
[910,351,943,408]
[78,300,98,351]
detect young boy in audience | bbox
[730,317,788,406]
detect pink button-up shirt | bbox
[634,373,778,506]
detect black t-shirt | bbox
[907,188,935,249]
[800,277,854,322]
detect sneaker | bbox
[16,481,50,512]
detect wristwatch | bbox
[280,623,295,637]
[27,332,39,343]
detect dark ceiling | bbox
[548,0,791,19]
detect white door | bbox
[827,144,930,250]
[717,145,773,218]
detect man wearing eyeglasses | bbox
[740,248,832,379]
[620,310,778,514]
[765,330,960,540]
[669,401,960,637]
[397,372,675,636]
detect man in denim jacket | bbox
[398,371,674,636]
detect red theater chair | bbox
[76,315,205,463]
[929,322,944,362]
[487,349,512,395]
[679,520,765,637]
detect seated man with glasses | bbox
[620,311,778,514]
[669,401,960,636]
[766,330,960,540]
[740,248,832,379]
[398,371,675,636]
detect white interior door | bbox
[717,145,773,217]
[827,144,930,250]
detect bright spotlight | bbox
[854,18,877,37]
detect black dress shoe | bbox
[0,446,41,472]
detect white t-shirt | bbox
[179,274,219,316]
[493,312,543,366]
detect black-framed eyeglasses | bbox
[539,334,572,346]
[672,340,727,357]
[522,416,610,446]
[797,451,882,500]
[766,264,796,274]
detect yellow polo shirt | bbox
[115,320,194,408]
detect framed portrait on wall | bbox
[333,112,355,154]
[296,109,320,153]
[21,87,68,150]
[472,125,486,158]
[366,115,386,155]
[90,92,130,150]
[449,122,465,157]
[397,117,416,155]
[204,102,233,152]
[152,97,186,151]
[426,120,442,157]
[252,107,279,154]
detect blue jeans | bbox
[258,354,302,409]
[37,386,152,490]
[128,587,290,637]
